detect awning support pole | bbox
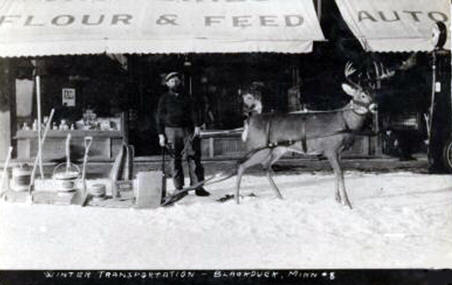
[36,75,44,179]
[428,51,437,143]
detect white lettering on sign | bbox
[0,14,132,27]
[62,88,76,107]
[358,10,449,23]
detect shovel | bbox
[27,109,55,203]
[72,136,93,206]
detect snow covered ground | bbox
[0,169,451,269]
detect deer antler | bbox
[363,70,376,90]
[344,61,356,78]
[344,61,362,90]
[373,62,395,80]
[399,53,417,71]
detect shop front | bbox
[0,0,329,161]
[126,53,309,157]
[2,0,449,164]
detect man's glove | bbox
[158,134,166,147]
[194,126,201,137]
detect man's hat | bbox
[164,72,181,83]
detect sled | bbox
[161,191,186,207]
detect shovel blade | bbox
[71,188,84,205]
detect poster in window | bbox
[62,88,76,107]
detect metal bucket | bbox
[11,164,32,192]
[88,183,106,197]
[52,163,80,192]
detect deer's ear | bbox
[342,83,356,97]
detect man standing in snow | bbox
[157,72,210,199]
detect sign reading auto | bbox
[357,10,448,23]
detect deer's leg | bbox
[326,152,352,209]
[325,152,341,203]
[236,149,271,204]
[236,164,245,205]
[341,176,352,209]
[264,147,286,199]
[266,169,283,199]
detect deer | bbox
[236,62,391,209]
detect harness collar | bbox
[350,100,373,116]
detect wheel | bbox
[442,137,452,173]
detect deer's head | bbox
[342,62,377,116]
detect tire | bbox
[442,138,452,173]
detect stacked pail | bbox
[89,183,106,201]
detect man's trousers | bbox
[164,127,205,190]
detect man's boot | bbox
[195,187,210,197]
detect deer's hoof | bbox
[343,200,353,210]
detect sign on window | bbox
[62,88,76,107]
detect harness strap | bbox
[352,100,369,108]
[350,100,371,116]
[264,115,308,153]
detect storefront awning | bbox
[0,0,325,57]
[335,0,450,52]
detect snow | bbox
[1,170,451,269]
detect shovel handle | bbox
[29,108,55,194]
[84,136,93,151]
[65,133,71,171]
[81,136,93,181]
